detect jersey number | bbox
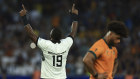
[52,55,62,67]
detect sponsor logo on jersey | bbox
[48,51,66,55]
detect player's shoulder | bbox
[90,39,105,52]
[38,37,52,44]
[93,39,105,46]
[37,37,52,49]
[38,37,50,42]
[61,36,73,42]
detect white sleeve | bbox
[37,37,50,50]
[64,36,73,48]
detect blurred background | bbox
[0,0,140,79]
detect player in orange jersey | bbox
[83,21,128,79]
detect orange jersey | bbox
[89,38,118,79]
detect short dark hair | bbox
[107,21,128,38]
[50,27,62,43]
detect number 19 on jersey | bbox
[52,55,62,67]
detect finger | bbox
[103,72,108,77]
[72,4,75,10]
[103,74,108,78]
[103,75,108,79]
[104,74,108,77]
[22,4,26,10]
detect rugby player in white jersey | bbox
[19,3,78,79]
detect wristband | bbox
[94,73,98,78]
[71,13,79,21]
[21,15,29,25]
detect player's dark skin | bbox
[83,32,119,79]
[19,4,78,44]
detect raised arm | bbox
[69,4,78,38]
[19,4,38,44]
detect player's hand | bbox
[71,4,78,15]
[96,72,108,79]
[19,4,27,16]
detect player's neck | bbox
[104,35,110,45]
[104,35,113,49]
[104,31,111,45]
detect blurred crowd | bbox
[0,0,140,79]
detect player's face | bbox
[110,33,121,46]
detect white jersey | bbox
[37,36,73,79]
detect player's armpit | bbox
[24,24,38,44]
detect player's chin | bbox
[114,43,119,47]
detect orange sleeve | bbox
[89,43,104,59]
